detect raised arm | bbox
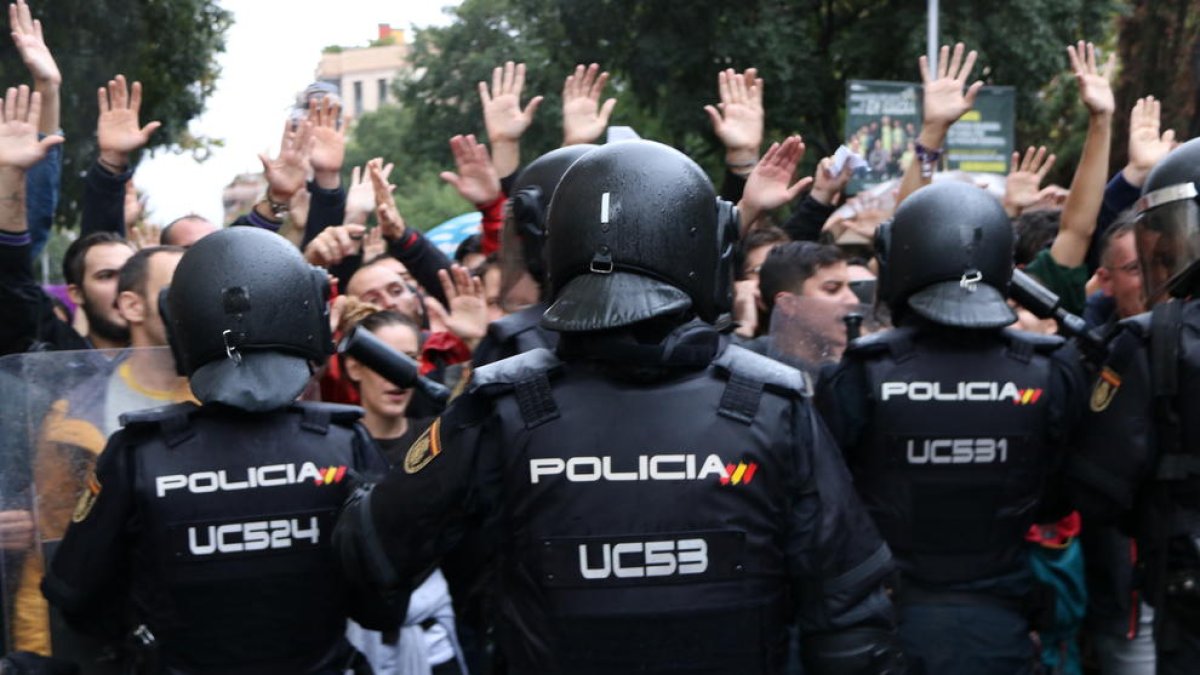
[705,68,765,200]
[1051,41,1115,269]
[737,135,812,236]
[562,63,616,146]
[896,43,983,205]
[82,75,160,236]
[480,61,542,179]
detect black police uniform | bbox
[818,182,1088,675]
[42,228,395,674]
[470,302,556,368]
[42,402,387,674]
[338,140,902,674]
[345,333,898,675]
[1067,137,1200,674]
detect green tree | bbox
[0,0,231,229]
[1111,0,1200,173]
[351,0,1126,196]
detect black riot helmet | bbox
[1135,137,1200,303]
[505,144,597,287]
[876,181,1016,329]
[161,227,332,411]
[540,140,738,332]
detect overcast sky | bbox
[134,0,460,226]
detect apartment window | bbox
[378,78,389,105]
[353,81,363,116]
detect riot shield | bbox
[0,347,191,673]
[767,296,889,377]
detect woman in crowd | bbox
[340,308,468,675]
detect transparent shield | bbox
[498,213,543,314]
[0,347,189,670]
[767,296,889,375]
[1136,199,1200,304]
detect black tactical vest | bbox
[471,346,807,674]
[472,303,558,368]
[121,401,378,674]
[849,327,1061,586]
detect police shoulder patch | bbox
[72,471,102,523]
[1089,366,1122,412]
[403,418,443,474]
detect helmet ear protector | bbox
[510,185,549,283]
[714,198,739,316]
[873,218,894,307]
[160,286,186,376]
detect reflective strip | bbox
[1136,182,1199,215]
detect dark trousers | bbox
[899,602,1035,675]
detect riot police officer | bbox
[41,228,391,674]
[336,140,903,674]
[1068,137,1200,673]
[471,144,596,368]
[816,181,1087,675]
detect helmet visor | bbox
[1136,195,1200,303]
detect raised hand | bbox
[307,96,347,188]
[258,118,313,203]
[704,68,764,171]
[97,74,161,170]
[562,63,617,146]
[439,134,501,206]
[1067,41,1115,117]
[1124,96,1175,187]
[480,61,542,144]
[346,158,393,224]
[0,85,61,169]
[427,264,488,347]
[128,223,162,251]
[9,0,58,86]
[810,156,853,206]
[304,223,366,268]
[1003,146,1056,217]
[919,43,984,131]
[738,135,812,234]
[370,160,406,240]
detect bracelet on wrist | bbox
[914,141,943,179]
[265,194,291,218]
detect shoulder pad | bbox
[289,400,364,425]
[487,307,541,342]
[1002,327,1066,353]
[711,345,808,396]
[845,326,917,357]
[469,348,563,392]
[1117,311,1152,338]
[118,402,199,429]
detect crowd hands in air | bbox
[0,0,1189,668]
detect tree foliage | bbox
[0,0,230,229]
[350,0,1130,200]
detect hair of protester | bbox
[160,214,209,246]
[759,241,846,313]
[340,309,424,385]
[1013,209,1061,266]
[738,225,791,278]
[116,245,186,298]
[63,232,131,287]
[455,234,483,263]
[1100,211,1138,270]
